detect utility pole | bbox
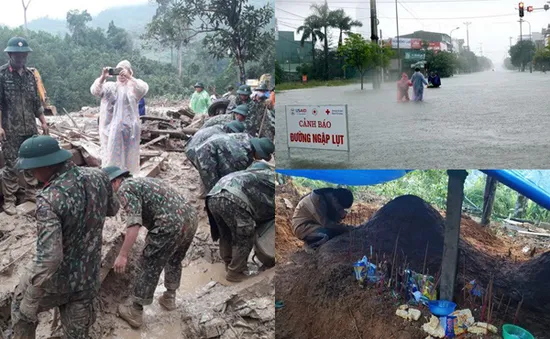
[370,0,381,89]
[395,0,401,72]
[509,36,513,48]
[519,18,523,41]
[463,21,471,51]
[479,43,483,56]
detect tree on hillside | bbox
[143,0,197,78]
[331,9,362,48]
[22,0,32,34]
[191,0,274,83]
[297,16,324,66]
[509,40,535,72]
[107,21,133,53]
[306,1,336,80]
[338,33,392,90]
[66,10,92,45]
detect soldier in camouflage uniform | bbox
[201,103,249,129]
[232,84,252,109]
[246,82,275,141]
[206,162,275,282]
[103,166,198,328]
[195,136,274,198]
[11,135,119,339]
[0,37,50,215]
[185,120,245,168]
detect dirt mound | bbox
[276,194,550,339]
[275,182,303,263]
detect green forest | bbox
[0,0,274,112]
[289,170,550,223]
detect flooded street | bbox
[275,70,550,169]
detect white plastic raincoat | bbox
[91,60,149,175]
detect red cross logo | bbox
[325,109,331,115]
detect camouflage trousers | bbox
[1,135,37,204]
[11,274,96,339]
[207,193,256,274]
[132,218,198,306]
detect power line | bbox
[280,12,518,21]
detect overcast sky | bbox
[0,0,149,27]
[276,0,550,65]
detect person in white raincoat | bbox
[91,60,149,174]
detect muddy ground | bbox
[275,182,550,339]
[0,106,275,339]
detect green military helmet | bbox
[102,166,130,181]
[17,135,72,170]
[225,121,245,133]
[231,104,249,117]
[194,82,205,88]
[250,137,275,161]
[4,37,32,53]
[236,85,252,96]
[255,82,269,92]
[249,161,272,170]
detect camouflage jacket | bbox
[25,162,119,301]
[207,168,275,223]
[195,133,253,172]
[202,113,234,129]
[185,125,225,153]
[0,63,43,136]
[118,177,197,234]
[245,99,269,136]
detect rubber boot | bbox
[118,303,143,328]
[226,270,248,283]
[23,190,37,203]
[3,202,17,216]
[158,290,177,311]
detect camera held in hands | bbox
[108,67,123,76]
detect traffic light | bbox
[527,5,534,12]
[519,2,525,16]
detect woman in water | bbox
[410,67,428,101]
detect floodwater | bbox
[275,70,550,169]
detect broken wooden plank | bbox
[140,150,163,158]
[70,140,101,167]
[517,230,550,237]
[136,152,169,178]
[142,134,169,148]
[147,129,194,139]
[140,116,176,123]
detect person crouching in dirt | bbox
[202,104,249,130]
[206,161,275,282]
[292,188,355,253]
[103,166,198,328]
[11,135,119,339]
[185,120,245,169]
[194,136,274,199]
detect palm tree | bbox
[297,16,324,67]
[332,9,363,48]
[308,1,336,79]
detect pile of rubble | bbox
[0,105,275,339]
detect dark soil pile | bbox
[276,195,550,339]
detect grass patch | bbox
[277,79,360,90]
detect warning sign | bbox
[285,105,349,151]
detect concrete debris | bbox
[395,306,421,321]
[422,315,445,338]
[468,322,498,335]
